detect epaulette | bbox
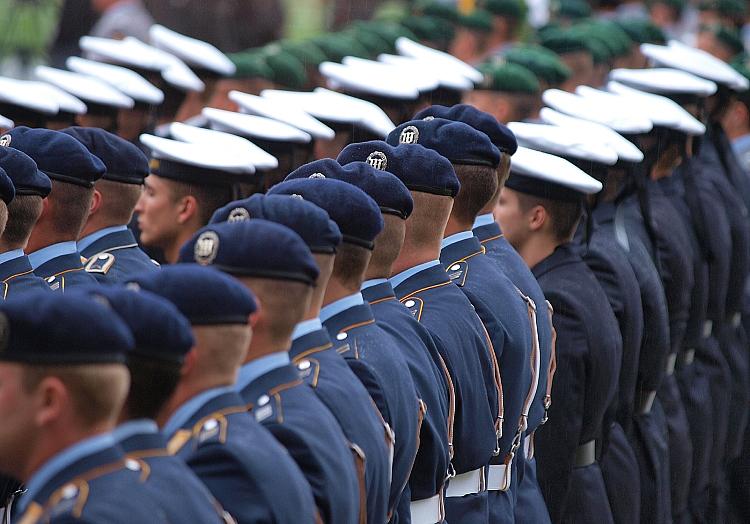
[400,296,424,321]
[295,357,321,387]
[445,260,469,287]
[45,275,62,292]
[191,412,230,446]
[250,392,283,425]
[85,252,116,275]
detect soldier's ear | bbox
[88,189,103,218]
[527,205,547,233]
[176,195,199,225]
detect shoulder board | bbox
[399,296,424,322]
[250,393,283,425]
[45,275,63,292]
[445,261,468,287]
[45,481,89,521]
[295,357,321,387]
[85,253,116,275]
[191,413,230,446]
[167,429,192,455]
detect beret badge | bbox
[0,135,10,147]
[194,231,220,266]
[227,208,251,223]
[308,173,326,179]
[399,126,420,145]
[366,151,388,171]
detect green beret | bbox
[311,34,369,62]
[349,22,399,54]
[276,40,327,67]
[400,15,455,46]
[477,61,540,93]
[341,27,390,56]
[581,21,634,57]
[711,25,745,56]
[229,51,274,80]
[503,44,572,85]
[260,47,307,89]
[416,0,461,23]
[485,0,527,19]
[615,18,667,44]
[458,9,494,32]
[554,0,592,20]
[359,21,417,45]
[699,0,746,17]
[649,0,686,13]
[539,29,590,55]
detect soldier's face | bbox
[135,175,183,249]
[0,364,37,478]
[494,188,527,250]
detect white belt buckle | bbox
[445,467,485,498]
[487,464,512,492]
[410,494,443,524]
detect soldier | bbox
[178,219,361,523]
[269,170,421,522]
[210,193,392,524]
[0,292,168,523]
[130,264,317,524]
[413,103,555,524]
[135,134,254,264]
[62,127,158,282]
[495,146,622,524]
[384,117,535,524]
[4,127,104,290]
[0,148,47,297]
[77,285,228,523]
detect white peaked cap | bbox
[140,133,255,174]
[149,24,236,77]
[609,67,717,96]
[508,146,603,195]
[543,88,653,134]
[508,121,618,165]
[395,37,483,83]
[202,107,312,144]
[35,66,134,109]
[67,56,164,105]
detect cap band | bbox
[43,170,96,188]
[151,158,253,186]
[209,264,316,285]
[104,172,146,185]
[341,234,375,251]
[505,173,585,203]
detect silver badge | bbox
[399,125,420,144]
[309,173,326,179]
[227,207,250,223]
[194,231,220,266]
[423,116,435,121]
[366,151,388,170]
[0,135,10,147]
[290,193,304,200]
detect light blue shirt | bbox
[236,352,291,392]
[472,213,495,229]
[292,318,323,341]
[319,292,364,323]
[0,248,25,266]
[28,241,79,270]
[78,225,129,253]
[361,278,388,291]
[162,386,236,438]
[389,260,441,290]
[112,419,159,444]
[440,230,474,249]
[18,432,116,514]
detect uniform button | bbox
[203,419,219,431]
[46,276,56,283]
[450,264,461,271]
[404,300,415,308]
[99,254,108,260]
[61,484,78,500]
[297,360,311,371]
[257,394,270,406]
[336,332,348,341]
[125,459,140,471]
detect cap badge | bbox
[399,125,419,144]
[149,159,160,172]
[309,173,326,179]
[227,207,250,223]
[290,194,304,200]
[366,151,388,170]
[0,135,10,147]
[423,116,435,121]
[194,231,220,266]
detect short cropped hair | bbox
[192,324,252,379]
[452,164,498,224]
[331,243,371,289]
[49,181,95,238]
[3,195,43,247]
[517,192,583,242]
[97,179,142,225]
[239,278,311,345]
[124,354,182,420]
[169,181,235,226]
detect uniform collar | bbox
[440,230,475,249]
[112,419,159,444]
[319,292,364,323]
[19,432,116,514]
[440,233,483,265]
[472,213,495,229]
[361,278,388,291]
[77,225,129,253]
[361,280,396,303]
[162,385,236,438]
[28,241,79,270]
[0,249,25,266]
[292,318,323,341]
[732,133,750,155]
[389,260,441,290]
[236,352,291,392]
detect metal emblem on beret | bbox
[399,125,420,144]
[227,207,250,223]
[194,231,220,266]
[309,173,326,179]
[366,151,388,171]
[0,135,10,147]
[290,193,304,200]
[0,312,9,354]
[423,116,435,121]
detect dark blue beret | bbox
[269,173,383,250]
[75,286,194,365]
[386,118,501,168]
[1,127,105,188]
[414,104,518,155]
[286,159,413,220]
[177,220,319,285]
[0,146,50,197]
[62,127,149,185]
[0,167,14,205]
[337,140,460,198]
[210,193,342,254]
[128,264,257,325]
[0,291,134,365]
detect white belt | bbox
[524,435,532,459]
[638,390,657,415]
[665,353,677,376]
[487,464,512,492]
[445,467,485,497]
[410,494,444,524]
